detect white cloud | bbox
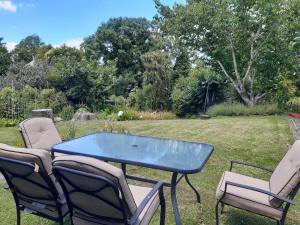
[5,42,17,51]
[54,38,84,49]
[64,38,84,49]
[0,1,17,12]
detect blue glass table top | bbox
[52,132,214,173]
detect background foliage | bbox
[0,1,299,120]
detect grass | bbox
[0,116,299,225]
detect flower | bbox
[117,111,124,117]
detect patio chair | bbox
[0,143,68,225]
[19,117,62,151]
[215,140,300,225]
[52,155,166,225]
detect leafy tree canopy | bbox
[156,0,300,106]
[12,34,44,63]
[83,17,155,92]
[0,38,11,76]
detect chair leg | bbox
[16,206,21,225]
[215,201,220,225]
[220,203,225,214]
[159,187,166,225]
[59,217,64,225]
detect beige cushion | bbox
[53,156,137,216]
[216,171,283,220]
[0,143,66,219]
[71,186,159,225]
[54,155,160,225]
[129,185,160,225]
[19,117,62,151]
[269,140,300,207]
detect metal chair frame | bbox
[0,157,68,225]
[216,160,300,225]
[53,165,166,225]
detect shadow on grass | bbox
[223,209,276,225]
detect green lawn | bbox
[0,116,299,225]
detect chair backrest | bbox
[269,140,300,207]
[0,143,65,215]
[53,155,137,224]
[19,117,62,151]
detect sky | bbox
[0,0,185,51]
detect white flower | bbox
[117,111,124,117]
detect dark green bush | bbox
[207,103,283,117]
[172,64,223,116]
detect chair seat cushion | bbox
[216,171,283,220]
[129,185,160,225]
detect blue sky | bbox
[0,0,185,50]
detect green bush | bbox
[60,105,74,120]
[0,118,17,127]
[287,97,300,113]
[76,107,90,113]
[0,86,70,120]
[207,103,283,117]
[172,62,223,116]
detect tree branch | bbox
[230,39,242,86]
[217,60,238,88]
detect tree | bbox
[156,0,300,106]
[0,38,11,76]
[1,61,50,90]
[12,34,44,63]
[130,50,173,110]
[83,17,154,93]
[172,61,223,116]
[46,45,82,65]
[47,46,114,109]
[35,44,53,60]
[173,47,190,80]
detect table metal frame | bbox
[52,132,214,225]
[121,164,201,225]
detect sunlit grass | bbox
[0,116,299,225]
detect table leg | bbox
[184,174,201,203]
[121,163,126,175]
[171,172,182,225]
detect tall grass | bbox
[207,103,283,117]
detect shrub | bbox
[116,107,176,121]
[0,118,17,127]
[135,111,177,120]
[60,105,74,121]
[172,62,223,116]
[207,103,283,117]
[287,97,300,113]
[76,107,90,113]
[0,86,71,120]
[39,89,68,114]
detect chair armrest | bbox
[230,160,273,173]
[128,181,164,225]
[224,181,294,205]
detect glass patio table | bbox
[52,132,214,225]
